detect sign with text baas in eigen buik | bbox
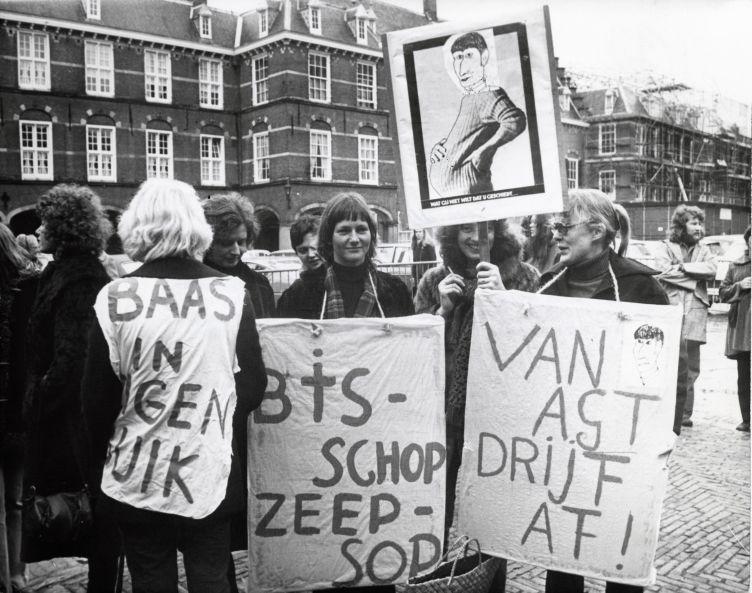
[249,315,446,592]
[458,291,681,586]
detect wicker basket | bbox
[396,537,501,593]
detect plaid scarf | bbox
[322,265,381,319]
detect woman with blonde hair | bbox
[539,189,669,593]
[82,179,267,592]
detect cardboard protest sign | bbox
[384,8,563,229]
[93,276,246,519]
[458,291,681,585]
[248,315,446,592]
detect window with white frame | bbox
[356,18,367,44]
[635,123,645,155]
[310,130,331,180]
[86,125,116,182]
[308,52,330,102]
[358,135,378,184]
[85,0,101,19]
[652,127,660,158]
[199,59,223,109]
[146,130,173,178]
[199,14,211,38]
[309,6,321,35]
[699,179,709,196]
[356,61,376,109]
[252,54,269,105]
[259,9,268,37]
[599,123,615,155]
[599,170,615,197]
[604,90,616,114]
[144,50,171,103]
[253,132,270,183]
[200,135,224,185]
[85,41,114,96]
[17,31,50,91]
[19,121,53,180]
[565,157,579,189]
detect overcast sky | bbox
[208,0,752,105]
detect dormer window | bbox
[310,5,321,35]
[604,89,617,115]
[85,0,100,20]
[559,88,570,113]
[356,17,367,44]
[259,9,269,37]
[199,14,211,39]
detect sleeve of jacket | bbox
[719,264,745,303]
[641,275,671,305]
[235,290,267,414]
[396,278,415,316]
[415,267,442,314]
[37,280,102,420]
[81,320,122,482]
[654,241,697,291]
[682,244,717,280]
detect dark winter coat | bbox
[720,252,751,358]
[276,265,327,318]
[539,249,669,305]
[204,259,276,318]
[82,257,267,526]
[276,266,414,319]
[23,253,110,562]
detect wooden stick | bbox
[478,221,491,262]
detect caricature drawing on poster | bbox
[385,9,564,229]
[426,29,530,198]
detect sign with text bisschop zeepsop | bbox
[384,8,564,229]
[458,291,681,585]
[248,316,446,592]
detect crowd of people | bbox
[0,179,748,593]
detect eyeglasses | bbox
[551,220,589,236]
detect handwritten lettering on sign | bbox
[94,276,246,519]
[249,316,446,592]
[458,291,681,586]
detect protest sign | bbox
[248,315,446,592]
[94,276,246,519]
[458,291,681,585]
[384,8,564,229]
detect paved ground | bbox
[21,312,750,593]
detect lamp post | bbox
[284,177,292,209]
[0,191,9,213]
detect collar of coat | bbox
[540,249,660,294]
[125,256,227,279]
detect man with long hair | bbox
[654,205,716,430]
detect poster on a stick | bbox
[248,316,446,592]
[384,8,563,230]
[458,291,681,585]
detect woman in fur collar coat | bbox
[23,185,120,590]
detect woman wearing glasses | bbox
[540,189,669,593]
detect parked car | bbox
[245,255,301,300]
[375,243,412,264]
[625,239,662,270]
[701,234,746,281]
[241,249,270,262]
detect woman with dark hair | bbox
[82,179,267,592]
[22,184,120,591]
[0,224,39,593]
[202,193,275,318]
[539,189,669,593]
[719,226,751,432]
[414,220,538,585]
[279,192,413,320]
[410,229,437,290]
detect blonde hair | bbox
[119,179,213,262]
[565,189,631,256]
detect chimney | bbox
[423,0,436,21]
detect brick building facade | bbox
[0,0,433,248]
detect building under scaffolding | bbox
[559,69,751,239]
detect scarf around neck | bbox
[322,263,381,319]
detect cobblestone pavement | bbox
[22,313,750,593]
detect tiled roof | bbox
[0,0,239,49]
[0,0,432,56]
